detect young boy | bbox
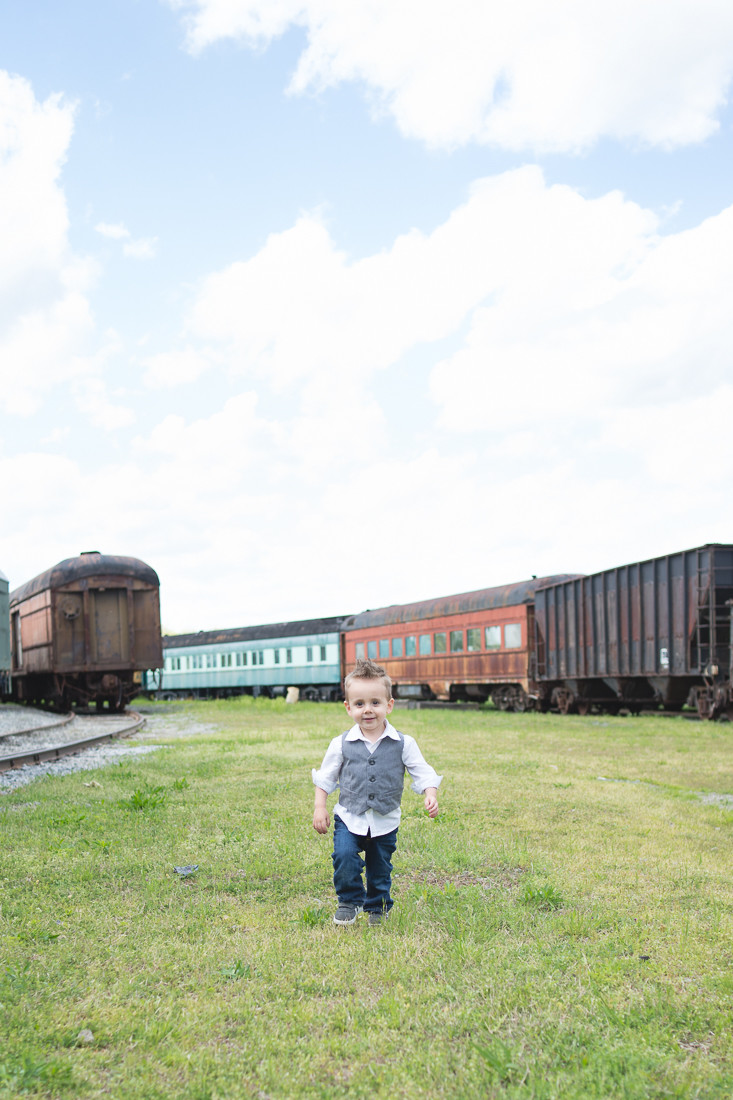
[312,657,441,925]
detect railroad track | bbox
[0,712,146,773]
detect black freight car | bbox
[10,552,163,711]
[534,543,733,718]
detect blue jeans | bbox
[332,815,398,913]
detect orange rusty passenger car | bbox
[341,576,577,709]
[10,552,162,711]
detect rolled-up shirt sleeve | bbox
[402,734,442,794]
[311,734,344,794]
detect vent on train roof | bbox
[80,550,101,555]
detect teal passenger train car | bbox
[153,616,346,701]
[0,568,9,697]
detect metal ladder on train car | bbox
[691,549,729,718]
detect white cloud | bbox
[169,0,733,151]
[141,346,214,388]
[95,220,158,259]
[73,377,136,430]
[0,70,98,415]
[122,236,158,260]
[428,172,733,433]
[0,71,75,290]
[95,221,130,240]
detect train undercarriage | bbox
[395,675,733,719]
[538,676,733,720]
[13,671,137,712]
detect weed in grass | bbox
[121,784,169,811]
[219,960,251,980]
[472,1036,524,1086]
[298,902,329,927]
[520,880,566,910]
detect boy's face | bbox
[344,677,394,737]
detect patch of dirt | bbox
[397,867,526,891]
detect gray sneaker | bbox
[333,905,361,925]
[368,911,387,927]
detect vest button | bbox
[369,776,375,782]
[368,759,376,765]
[368,794,375,800]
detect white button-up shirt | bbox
[312,719,442,837]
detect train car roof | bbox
[10,553,160,605]
[533,543,733,589]
[163,615,349,649]
[341,575,582,630]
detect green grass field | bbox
[2,699,732,1099]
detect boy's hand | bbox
[313,808,330,834]
[424,787,439,818]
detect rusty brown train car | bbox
[10,552,162,711]
[534,543,733,719]
[340,575,578,708]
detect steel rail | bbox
[0,712,145,773]
[0,712,74,743]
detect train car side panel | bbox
[535,544,733,717]
[342,576,579,708]
[157,618,345,700]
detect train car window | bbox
[320,645,327,661]
[505,623,522,648]
[259,650,265,665]
[286,648,292,663]
[379,639,389,659]
[485,625,501,649]
[207,654,215,668]
[419,634,431,655]
[367,641,377,659]
[307,646,314,662]
[391,637,403,657]
[225,653,233,667]
[467,629,481,651]
[274,649,280,664]
[450,630,463,652]
[434,632,446,654]
[355,642,365,659]
[405,636,417,656]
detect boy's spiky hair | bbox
[344,657,393,700]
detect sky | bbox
[2,1,733,633]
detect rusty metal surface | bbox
[0,568,9,675]
[9,553,160,606]
[342,575,580,630]
[10,555,163,707]
[164,615,347,649]
[535,544,733,682]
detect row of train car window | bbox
[355,623,522,661]
[165,645,329,672]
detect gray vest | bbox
[339,731,405,816]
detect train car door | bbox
[90,588,130,664]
